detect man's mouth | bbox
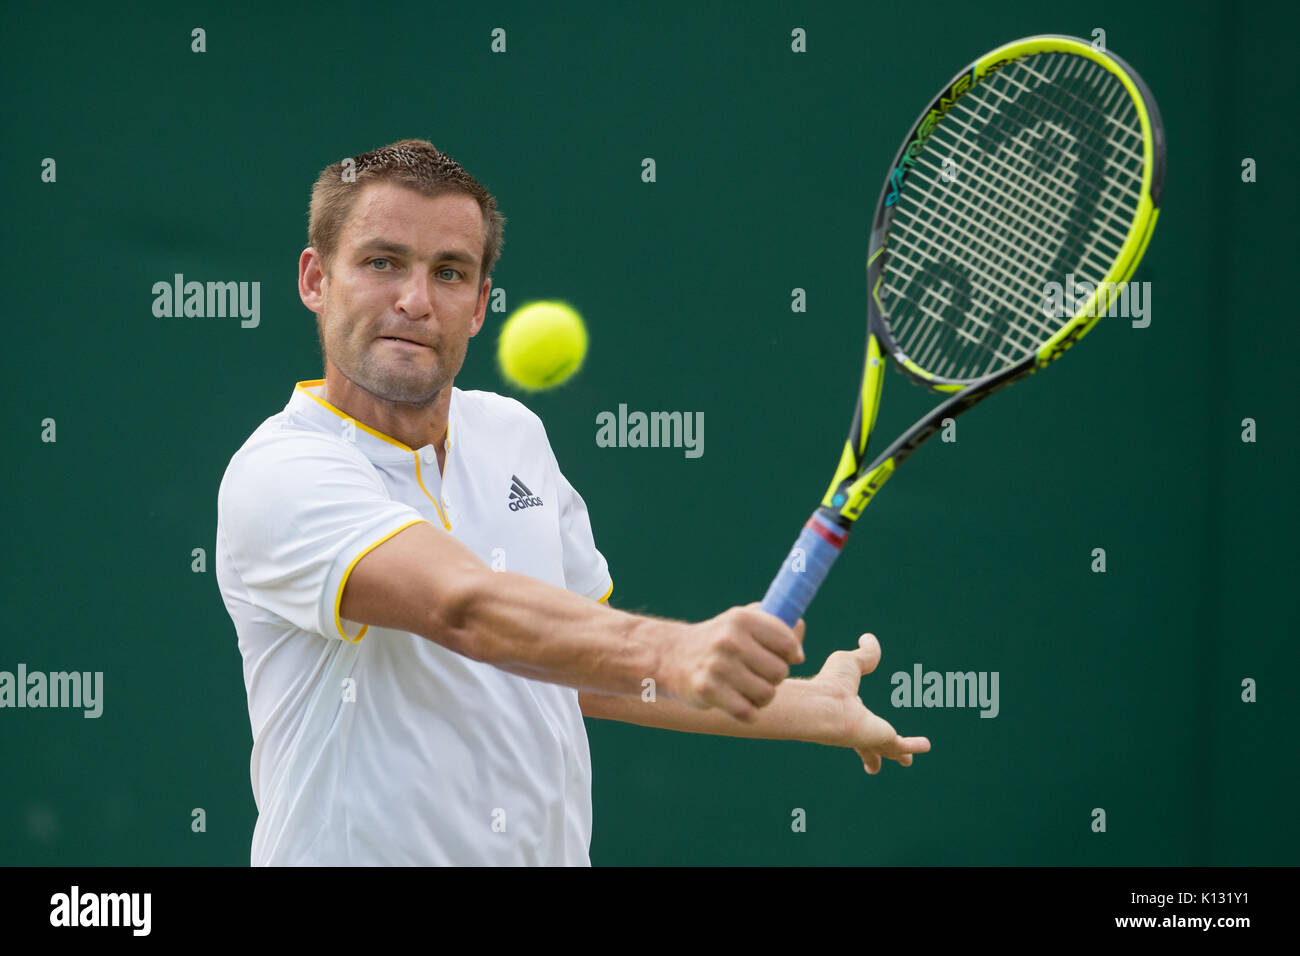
[381,336,431,348]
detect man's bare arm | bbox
[580,676,838,743]
[580,634,932,774]
[339,521,804,720]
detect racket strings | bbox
[882,51,1147,381]
[975,59,1142,254]
[919,92,1135,256]
[909,57,1139,374]
[896,55,1143,377]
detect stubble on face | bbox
[316,186,486,409]
[318,307,459,408]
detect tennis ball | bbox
[497,301,588,391]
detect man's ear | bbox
[299,247,326,314]
[469,276,491,338]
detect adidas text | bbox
[506,475,544,512]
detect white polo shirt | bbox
[215,380,612,866]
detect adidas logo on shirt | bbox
[507,475,544,512]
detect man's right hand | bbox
[658,604,806,721]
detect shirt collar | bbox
[288,379,455,466]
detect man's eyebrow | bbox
[354,239,476,264]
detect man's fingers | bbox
[708,683,759,722]
[729,661,783,710]
[741,603,804,665]
[870,736,932,758]
[856,735,931,771]
[737,642,793,687]
[693,655,780,717]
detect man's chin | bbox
[347,366,447,407]
[372,380,446,406]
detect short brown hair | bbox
[307,138,506,282]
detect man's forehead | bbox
[342,184,481,246]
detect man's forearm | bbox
[579,676,845,746]
[345,521,800,721]
[443,567,665,698]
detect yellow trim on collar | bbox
[296,380,415,451]
[295,380,452,530]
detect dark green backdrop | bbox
[3,0,1295,866]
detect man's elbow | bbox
[423,564,491,660]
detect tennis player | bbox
[215,139,929,866]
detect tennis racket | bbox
[760,34,1166,627]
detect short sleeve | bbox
[218,432,430,641]
[545,443,612,603]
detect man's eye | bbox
[370,258,393,270]
[438,268,461,280]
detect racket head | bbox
[763,36,1165,625]
[869,35,1166,392]
[766,36,1165,624]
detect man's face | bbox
[313,182,490,405]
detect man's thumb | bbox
[851,633,882,674]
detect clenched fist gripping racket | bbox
[761,35,1165,626]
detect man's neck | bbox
[323,369,451,454]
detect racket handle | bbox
[759,513,850,627]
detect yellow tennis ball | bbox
[497,301,588,390]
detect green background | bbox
[2,0,1295,866]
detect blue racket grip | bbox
[760,515,849,627]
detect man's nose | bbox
[396,272,435,317]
